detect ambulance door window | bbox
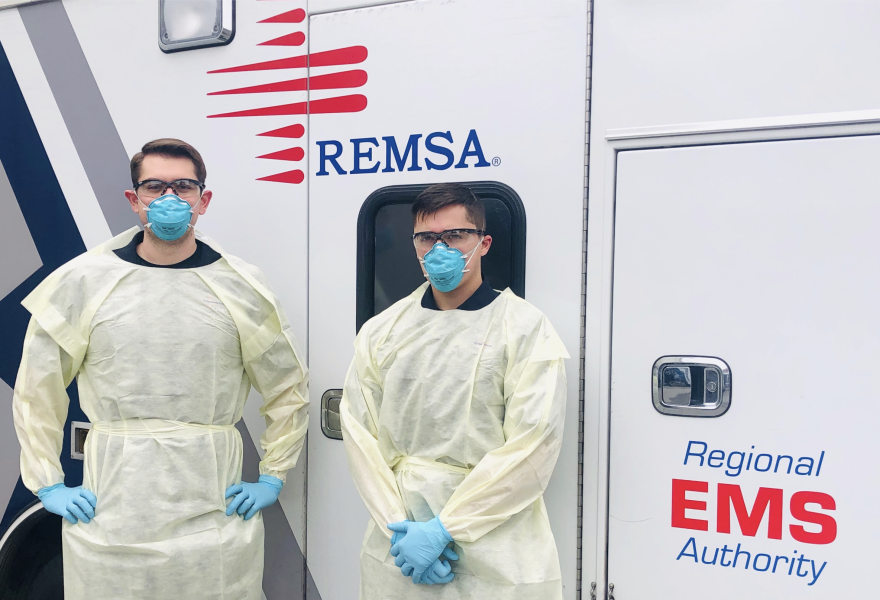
[356,182,526,332]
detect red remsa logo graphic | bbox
[207,3,368,184]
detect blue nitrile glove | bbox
[397,546,459,584]
[225,475,283,520]
[390,520,410,546]
[391,520,458,585]
[421,547,458,585]
[389,523,458,585]
[388,516,454,583]
[38,484,97,524]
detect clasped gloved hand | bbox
[402,546,460,584]
[38,484,97,524]
[389,521,459,585]
[388,517,455,584]
[225,475,283,520]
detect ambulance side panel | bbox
[0,1,312,597]
[306,1,588,599]
[586,1,880,596]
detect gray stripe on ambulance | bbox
[0,379,21,513]
[18,0,139,235]
[237,421,312,599]
[0,157,42,301]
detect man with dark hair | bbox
[340,182,568,599]
[12,138,309,600]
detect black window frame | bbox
[356,181,526,332]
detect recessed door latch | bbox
[70,421,92,460]
[321,389,344,440]
[652,356,731,417]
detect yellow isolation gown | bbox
[340,283,568,600]
[12,228,308,600]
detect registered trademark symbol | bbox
[492,157,501,167]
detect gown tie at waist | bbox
[91,419,237,438]
[390,456,472,475]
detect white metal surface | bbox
[0,0,45,11]
[585,3,880,595]
[307,0,413,15]
[607,128,880,598]
[607,109,880,143]
[307,1,587,598]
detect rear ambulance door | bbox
[607,129,879,597]
[306,1,588,599]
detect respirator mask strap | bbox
[186,195,203,231]
[461,237,484,274]
[136,193,154,230]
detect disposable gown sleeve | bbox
[244,325,309,484]
[13,318,78,494]
[339,334,408,539]
[439,316,568,543]
[211,258,310,484]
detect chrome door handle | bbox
[651,356,731,417]
[321,389,344,440]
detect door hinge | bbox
[608,583,615,600]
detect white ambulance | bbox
[0,1,875,598]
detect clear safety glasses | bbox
[412,228,486,253]
[135,179,205,201]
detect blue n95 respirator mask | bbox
[139,194,200,241]
[419,239,482,293]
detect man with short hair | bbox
[12,138,309,600]
[341,182,568,599]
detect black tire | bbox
[0,505,64,599]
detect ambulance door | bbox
[607,133,880,597]
[306,1,588,598]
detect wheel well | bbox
[0,503,63,599]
